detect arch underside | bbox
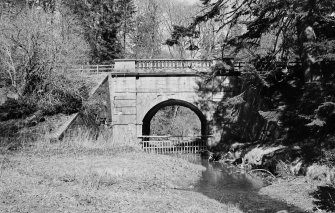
[142,99,207,137]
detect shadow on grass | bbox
[310,185,335,212]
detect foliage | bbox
[162,1,224,59]
[169,0,335,150]
[150,106,201,137]
[131,0,162,59]
[0,5,90,119]
[119,0,136,57]
[65,0,125,63]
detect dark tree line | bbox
[168,0,335,152]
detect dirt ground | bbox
[0,146,242,213]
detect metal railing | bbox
[68,64,115,73]
[138,135,208,154]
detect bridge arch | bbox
[142,99,207,137]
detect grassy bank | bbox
[0,137,242,213]
[260,176,335,213]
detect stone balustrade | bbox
[135,59,212,69]
[66,59,301,73]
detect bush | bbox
[0,5,91,117]
[322,149,335,168]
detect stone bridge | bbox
[54,58,243,148]
[95,59,238,145]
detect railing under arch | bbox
[138,135,210,154]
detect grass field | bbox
[0,134,242,213]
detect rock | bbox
[289,158,303,175]
[0,88,19,106]
[230,142,245,152]
[24,110,44,127]
[198,150,213,159]
[209,152,224,162]
[232,158,243,165]
[242,145,305,176]
[306,164,335,184]
[243,145,286,167]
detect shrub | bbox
[0,5,91,117]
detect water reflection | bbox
[172,154,307,213]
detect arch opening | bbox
[142,99,207,137]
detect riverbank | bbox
[260,177,315,212]
[260,176,335,213]
[0,141,242,213]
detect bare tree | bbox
[0,4,90,113]
[131,0,162,59]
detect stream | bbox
[173,154,308,213]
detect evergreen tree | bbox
[172,0,335,150]
[65,0,123,63]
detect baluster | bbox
[173,141,175,153]
[161,141,163,154]
[164,141,166,154]
[162,141,164,154]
